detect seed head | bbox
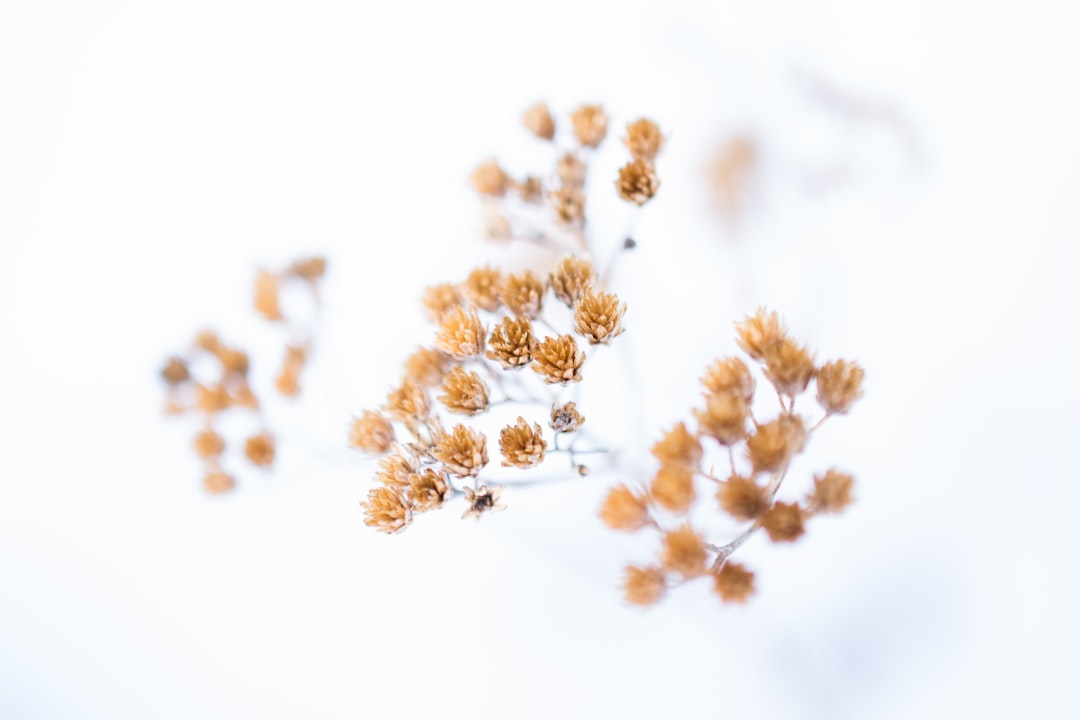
[807,469,855,514]
[695,392,749,446]
[623,118,664,162]
[203,471,236,494]
[661,525,708,579]
[403,347,448,387]
[574,288,626,344]
[615,158,660,206]
[433,424,489,477]
[161,357,190,386]
[762,338,816,398]
[349,410,395,454]
[470,159,508,196]
[499,417,548,469]
[244,432,275,468]
[374,446,420,488]
[761,501,806,543]
[384,378,431,424]
[816,360,865,414]
[550,401,585,434]
[650,422,702,468]
[286,256,326,281]
[713,562,755,603]
[550,186,585,224]
[717,474,769,522]
[193,429,225,459]
[461,485,506,520]
[623,565,666,606]
[531,334,585,384]
[650,463,696,513]
[501,270,545,318]
[522,101,555,140]
[196,383,231,414]
[438,367,490,416]
[701,357,755,403]
[549,255,596,308]
[746,414,807,474]
[557,152,587,187]
[406,469,450,512]
[599,484,650,531]
[361,486,413,534]
[486,315,537,369]
[422,283,464,322]
[434,306,486,359]
[735,307,787,361]
[463,266,503,312]
[254,269,283,322]
[570,104,608,147]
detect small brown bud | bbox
[384,378,430,424]
[599,484,650,531]
[735,307,786,361]
[815,360,865,414]
[716,474,769,522]
[550,402,585,433]
[713,562,755,603]
[522,101,555,140]
[434,306,486,359]
[661,525,708,579]
[695,392,749,446]
[161,357,190,386]
[461,485,506,520]
[470,159,508,196]
[193,429,225,459]
[374,446,420,488]
[762,338,816,398]
[403,347,448,387]
[549,255,596,308]
[761,501,806,543]
[203,471,236,494]
[807,469,855,514]
[701,357,755,403]
[556,152,587,187]
[624,565,666,606]
[531,334,585,384]
[650,463,696,513]
[244,432,275,468]
[746,414,807,474]
[650,422,702,468]
[499,417,547,469]
[196,383,231,414]
[438,367,490,416]
[286,256,327,281]
[406,469,450,512]
[433,424,489,477]
[623,118,664,162]
[501,270,545,318]
[615,159,660,206]
[570,104,608,148]
[550,186,585,224]
[486,315,537,369]
[422,283,464,322]
[254,270,283,322]
[573,288,626,344]
[361,486,413,534]
[463,266,503,313]
[349,410,395,454]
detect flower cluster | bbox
[601,307,863,606]
[160,257,326,492]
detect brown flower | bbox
[349,410,395,454]
[624,566,666,606]
[816,360,865,414]
[407,469,450,512]
[203,471,236,494]
[746,414,807,474]
[570,104,608,147]
[623,118,664,162]
[218,348,250,379]
[470,159,508,196]
[161,357,190,386]
[550,186,585,224]
[461,485,506,520]
[761,501,806,542]
[713,562,755,603]
[501,270,545,318]
[463,266,503,312]
[557,152,587,187]
[385,378,430,424]
[807,469,855,514]
[650,422,702,468]
[195,330,222,354]
[661,525,708,579]
[196,383,231,414]
[574,288,626,344]
[762,338,815,398]
[422,283,464,322]
[522,101,555,140]
[286,256,327,281]
[717,475,769,522]
[361,486,413,534]
[404,347,448,387]
[549,255,596,308]
[651,463,696,513]
[599,484,650,531]
[433,424,489,477]
[487,315,536,369]
[695,392,749,446]
[254,269,283,321]
[438,367,490,416]
[499,417,547,469]
[735,307,786,361]
[514,176,543,204]
[374,446,420,488]
[615,158,659,206]
[531,334,585,384]
[701,357,755,403]
[193,429,225,459]
[244,432,275,468]
[434,306,486,359]
[550,402,585,433]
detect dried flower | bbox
[438,367,490,416]
[762,338,815,398]
[570,104,608,148]
[807,469,855,514]
[550,186,585,224]
[615,159,660,206]
[623,118,664,162]
[434,306,486,359]
[522,101,555,140]
[816,360,865,414]
[161,357,190,386]
[362,486,413,534]
[375,446,420,488]
[713,562,755,603]
[287,256,327,281]
[422,283,464,321]
[735,307,786,361]
[650,422,702,468]
[701,357,755,403]
[244,432,275,468]
[254,270,283,321]
[404,347,448,387]
[600,484,650,531]
[624,566,666,606]
[195,330,222,354]
[463,266,503,312]
[203,471,236,494]
[218,348,249,378]
[349,410,395,454]
[385,378,431,424]
[531,334,585,384]
[470,159,508,196]
[501,270,545,318]
[276,344,307,397]
[194,429,225,459]
[746,414,807,474]
[499,417,547,469]
[461,485,505,520]
[556,154,586,189]
[407,469,450,512]
[486,315,536,369]
[434,424,489,477]
[761,501,806,543]
[550,402,585,433]
[196,383,231,414]
[717,474,769,522]
[661,525,708,579]
[650,463,696,513]
[574,289,626,344]
[549,256,596,308]
[515,176,543,204]
[695,392,749,446]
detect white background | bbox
[2,1,1079,718]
